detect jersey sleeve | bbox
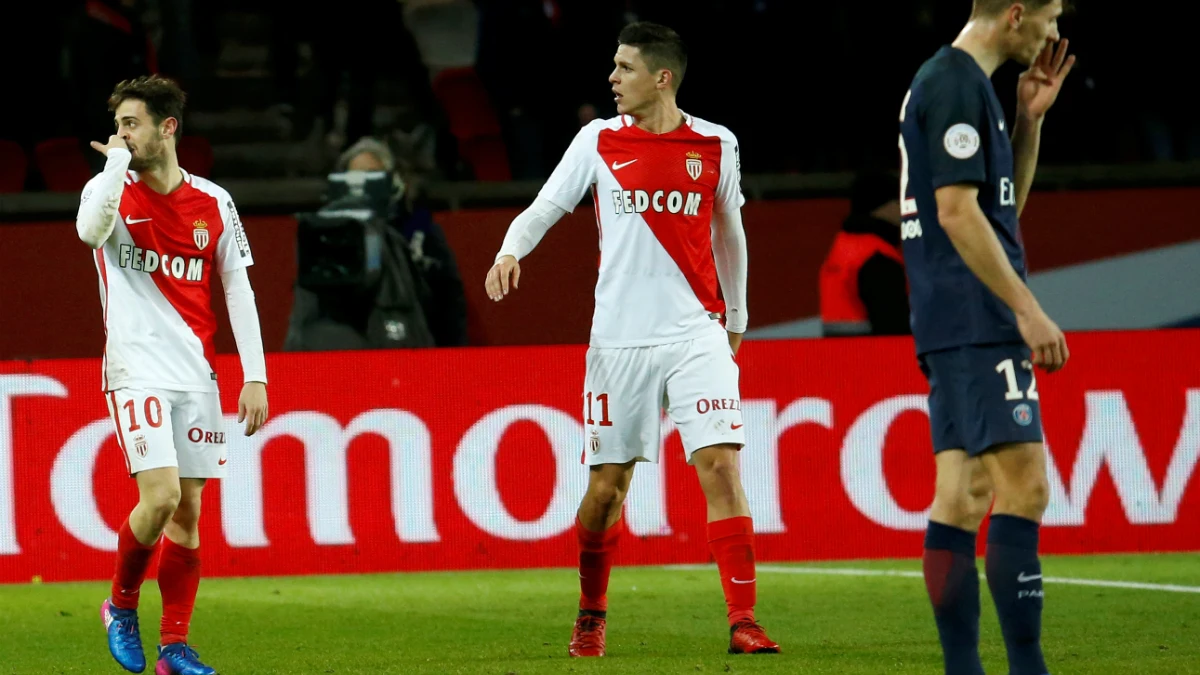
[715,131,745,213]
[921,78,989,189]
[536,121,601,213]
[215,194,254,273]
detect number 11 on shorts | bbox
[585,392,613,426]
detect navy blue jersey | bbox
[898,45,1026,355]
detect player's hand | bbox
[727,331,743,357]
[1016,306,1069,373]
[1017,38,1076,121]
[485,255,521,302]
[238,382,268,436]
[89,135,128,156]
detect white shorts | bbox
[105,387,228,479]
[582,331,745,466]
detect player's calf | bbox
[571,463,631,658]
[923,450,991,674]
[692,447,745,520]
[981,443,1051,675]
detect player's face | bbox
[1010,0,1063,65]
[609,45,660,116]
[114,99,171,172]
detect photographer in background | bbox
[284,137,468,351]
[819,170,912,337]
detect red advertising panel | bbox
[0,330,1197,583]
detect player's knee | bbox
[932,484,990,531]
[965,485,994,524]
[997,474,1049,518]
[701,455,741,489]
[586,480,629,512]
[143,486,182,525]
[964,471,994,521]
[172,497,202,530]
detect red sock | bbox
[577,516,624,613]
[111,518,160,610]
[158,537,202,645]
[708,516,757,626]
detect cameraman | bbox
[285,137,468,350]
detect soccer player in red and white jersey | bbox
[77,75,269,675]
[485,23,779,657]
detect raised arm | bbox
[76,143,131,249]
[1012,39,1075,217]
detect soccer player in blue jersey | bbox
[897,1,1075,674]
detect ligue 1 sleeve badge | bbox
[193,219,210,250]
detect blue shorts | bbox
[918,342,1045,456]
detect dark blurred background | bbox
[0,0,1194,194]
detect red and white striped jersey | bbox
[87,169,254,392]
[538,113,744,348]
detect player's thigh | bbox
[582,345,663,465]
[929,342,1043,457]
[919,352,965,455]
[979,441,1049,518]
[663,331,744,465]
[171,390,229,480]
[106,387,179,477]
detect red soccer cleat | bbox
[569,613,607,657]
[728,620,781,654]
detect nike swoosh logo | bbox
[218,457,228,466]
[731,423,743,430]
[125,216,151,225]
[731,577,756,584]
[611,159,638,170]
[1017,572,1042,583]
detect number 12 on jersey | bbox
[585,392,613,426]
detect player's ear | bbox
[1009,2,1024,29]
[658,68,672,90]
[161,117,178,139]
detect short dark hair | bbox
[617,22,688,90]
[972,0,1056,17]
[107,75,187,135]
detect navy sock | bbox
[923,521,984,675]
[986,514,1048,675]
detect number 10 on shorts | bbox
[585,392,613,426]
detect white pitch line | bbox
[666,564,1200,594]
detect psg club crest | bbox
[133,434,148,458]
[193,219,210,250]
[685,151,703,181]
[1013,403,1033,427]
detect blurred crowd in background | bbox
[1,0,1196,193]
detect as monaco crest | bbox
[685,151,703,180]
[193,220,210,250]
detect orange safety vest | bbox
[819,231,905,336]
